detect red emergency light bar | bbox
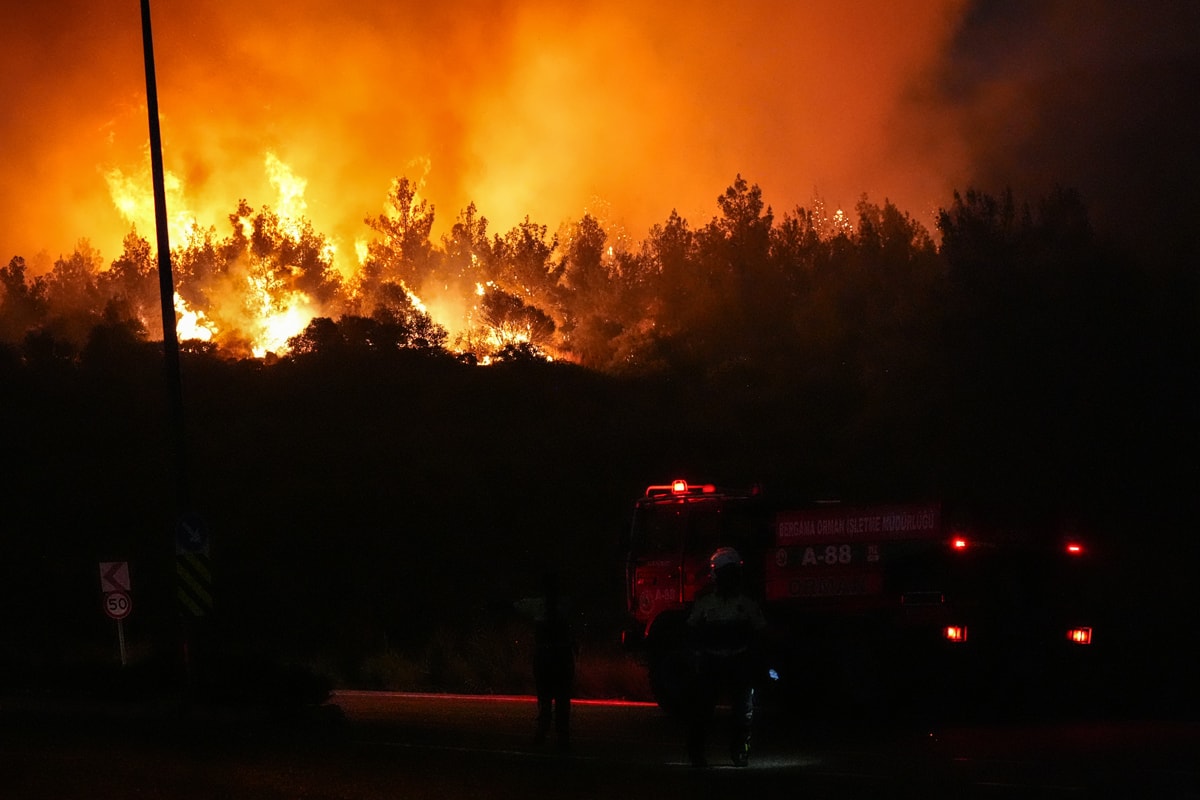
[951,537,969,551]
[1065,542,1084,555]
[645,480,718,498]
[1067,627,1093,645]
[944,625,968,643]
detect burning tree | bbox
[359,177,436,304]
[168,200,342,358]
[478,286,555,349]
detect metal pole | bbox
[140,0,190,514]
[141,0,197,700]
[117,618,128,667]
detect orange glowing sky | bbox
[1,0,974,268]
[2,1,1196,269]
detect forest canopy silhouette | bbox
[2,175,1191,521]
[2,176,1195,699]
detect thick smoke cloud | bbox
[0,0,965,265]
[931,0,1200,260]
[0,0,1195,267]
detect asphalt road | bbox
[3,691,1197,798]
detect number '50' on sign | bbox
[104,591,132,620]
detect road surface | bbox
[3,690,1197,798]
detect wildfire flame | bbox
[175,293,215,342]
[106,151,336,358]
[104,156,197,251]
[101,143,548,362]
[265,152,307,227]
[100,143,870,368]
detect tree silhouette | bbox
[491,217,559,305]
[440,202,492,291]
[0,256,49,341]
[250,208,342,307]
[556,213,625,366]
[369,282,448,351]
[491,340,550,364]
[642,210,697,339]
[41,241,104,345]
[173,221,225,313]
[288,316,342,356]
[362,177,436,293]
[102,230,161,331]
[479,286,555,348]
[660,175,776,366]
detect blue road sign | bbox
[175,511,210,556]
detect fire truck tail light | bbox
[1066,542,1084,555]
[1067,627,1093,645]
[951,536,969,551]
[944,625,968,643]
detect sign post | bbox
[175,514,213,617]
[99,562,133,666]
[174,513,213,700]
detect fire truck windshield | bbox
[633,506,687,555]
[632,499,762,558]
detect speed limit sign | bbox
[104,591,132,620]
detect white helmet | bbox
[710,547,742,573]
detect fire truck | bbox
[622,480,1100,717]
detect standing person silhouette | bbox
[515,572,576,751]
[684,547,767,767]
